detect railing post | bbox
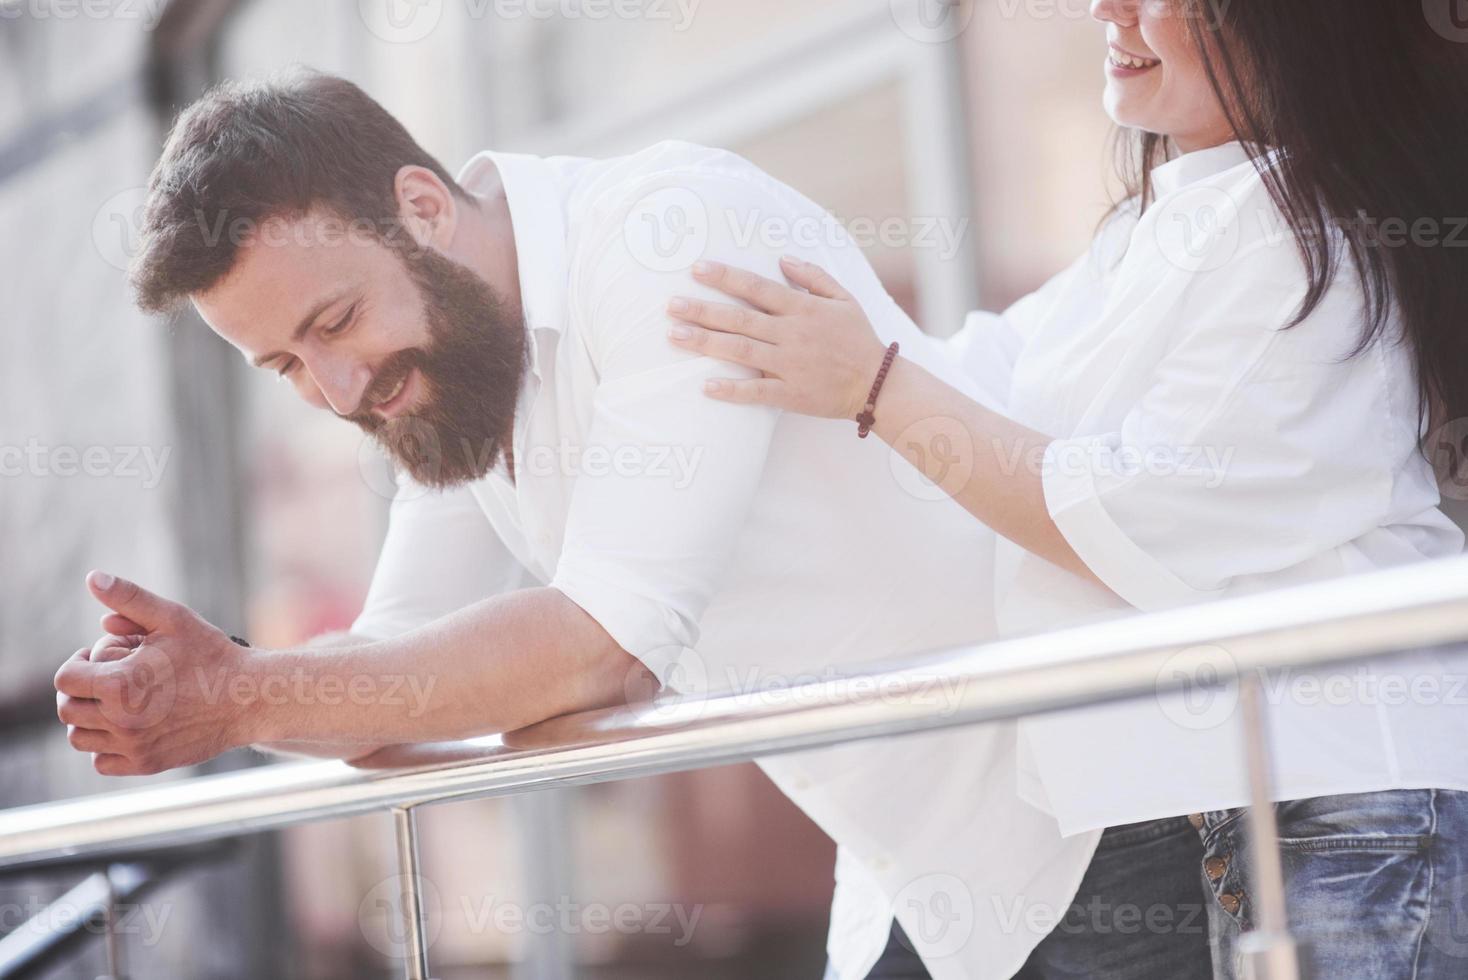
[100,865,125,980]
[1236,674,1300,980]
[391,807,433,980]
[511,790,579,980]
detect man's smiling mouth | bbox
[375,367,418,419]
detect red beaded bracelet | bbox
[856,342,900,439]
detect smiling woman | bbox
[665,1,1468,978]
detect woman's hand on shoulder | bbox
[666,255,889,421]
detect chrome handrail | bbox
[4,554,1468,978]
[5,553,1467,863]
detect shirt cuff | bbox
[1042,435,1225,612]
[550,565,696,691]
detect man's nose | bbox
[304,353,372,417]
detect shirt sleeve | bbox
[548,171,834,689]
[944,248,1098,413]
[1041,240,1406,611]
[351,477,531,640]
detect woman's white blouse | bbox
[950,141,1468,835]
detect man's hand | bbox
[55,571,251,776]
[56,575,654,773]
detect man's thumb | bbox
[86,571,178,631]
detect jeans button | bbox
[1204,855,1229,882]
[1218,892,1243,915]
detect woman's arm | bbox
[666,256,1108,590]
[865,355,1103,586]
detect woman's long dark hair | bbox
[1116,0,1468,462]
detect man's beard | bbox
[347,245,528,489]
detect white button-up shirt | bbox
[352,142,1099,980]
[951,141,1468,836]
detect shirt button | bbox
[1188,813,1205,831]
[1218,892,1243,915]
[1204,856,1229,882]
[792,776,813,791]
[869,856,894,873]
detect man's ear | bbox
[394,165,458,250]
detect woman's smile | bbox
[1107,42,1161,77]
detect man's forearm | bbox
[254,739,387,762]
[240,587,646,747]
[253,631,389,760]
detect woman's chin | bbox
[1102,95,1144,132]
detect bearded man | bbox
[53,71,1097,980]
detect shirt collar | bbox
[455,150,569,377]
[1149,140,1254,197]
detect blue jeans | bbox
[857,790,1468,980]
[863,815,1214,979]
[1199,789,1468,980]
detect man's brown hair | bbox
[131,69,469,314]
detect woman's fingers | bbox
[667,323,778,372]
[778,255,851,301]
[702,377,791,408]
[691,261,805,314]
[667,296,776,341]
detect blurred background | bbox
[0,0,1119,976]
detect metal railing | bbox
[0,840,237,980]
[3,555,1468,979]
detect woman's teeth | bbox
[1110,50,1161,70]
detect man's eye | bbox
[274,359,298,381]
[322,304,357,337]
